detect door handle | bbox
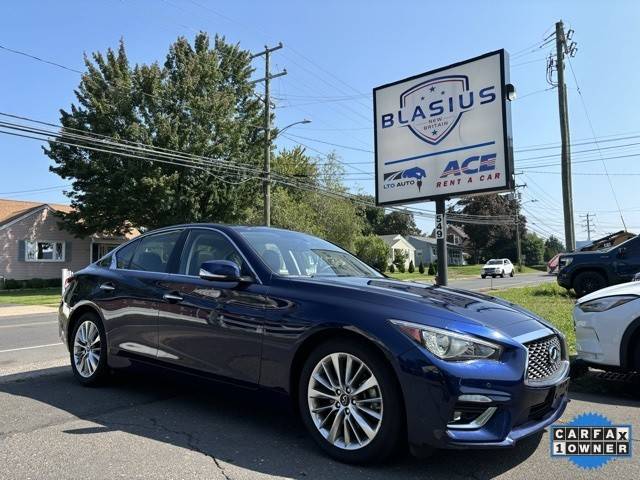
[99,282,115,291]
[163,292,183,303]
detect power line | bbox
[567,56,627,231]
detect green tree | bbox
[354,235,390,271]
[375,211,421,236]
[427,263,435,275]
[393,250,408,272]
[544,235,566,261]
[418,261,425,274]
[46,33,264,236]
[388,263,395,273]
[522,232,545,265]
[265,149,363,250]
[453,194,526,263]
[408,260,415,273]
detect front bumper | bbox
[557,270,571,288]
[397,345,570,451]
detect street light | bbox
[263,118,311,226]
[274,119,311,138]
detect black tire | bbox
[573,271,607,297]
[500,271,505,278]
[492,275,496,278]
[509,270,514,277]
[481,274,486,279]
[69,312,109,386]
[298,338,404,464]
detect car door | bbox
[156,228,270,385]
[94,229,183,361]
[612,239,640,282]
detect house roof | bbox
[378,234,415,250]
[0,198,73,228]
[0,198,139,239]
[408,235,463,250]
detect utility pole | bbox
[554,20,576,251]
[580,213,596,241]
[251,43,287,227]
[511,185,526,270]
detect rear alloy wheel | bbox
[500,270,505,278]
[573,271,606,297]
[70,313,108,385]
[299,340,403,464]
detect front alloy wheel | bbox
[307,353,383,450]
[70,314,108,385]
[299,340,403,464]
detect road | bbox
[1,275,638,479]
[445,272,557,292]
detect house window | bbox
[25,241,65,262]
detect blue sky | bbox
[1,0,639,242]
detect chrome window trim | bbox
[107,227,262,284]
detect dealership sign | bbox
[373,50,514,206]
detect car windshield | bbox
[486,260,501,265]
[238,229,383,278]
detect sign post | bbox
[435,200,448,285]
[373,50,514,285]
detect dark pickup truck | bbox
[557,235,640,296]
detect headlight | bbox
[559,257,573,268]
[578,295,638,312]
[390,320,502,361]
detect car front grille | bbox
[525,335,563,383]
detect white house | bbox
[378,234,416,270]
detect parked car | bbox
[557,235,640,297]
[574,280,640,372]
[481,258,514,278]
[60,225,569,464]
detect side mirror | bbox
[199,260,241,282]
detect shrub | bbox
[354,235,390,272]
[418,261,425,274]
[427,263,435,275]
[1,278,61,290]
[388,264,395,273]
[408,261,415,273]
[398,262,405,273]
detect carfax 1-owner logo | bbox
[550,412,632,470]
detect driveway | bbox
[0,365,638,479]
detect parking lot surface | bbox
[0,295,638,479]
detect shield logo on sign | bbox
[399,75,470,145]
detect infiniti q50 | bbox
[59,225,569,463]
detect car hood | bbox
[577,280,640,304]
[302,276,553,339]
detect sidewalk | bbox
[0,304,58,317]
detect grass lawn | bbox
[492,283,576,353]
[387,264,543,282]
[0,287,61,307]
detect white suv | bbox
[481,259,514,278]
[574,281,640,372]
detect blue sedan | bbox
[59,224,569,464]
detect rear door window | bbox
[115,240,139,269]
[130,231,182,273]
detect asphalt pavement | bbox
[1,275,638,479]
